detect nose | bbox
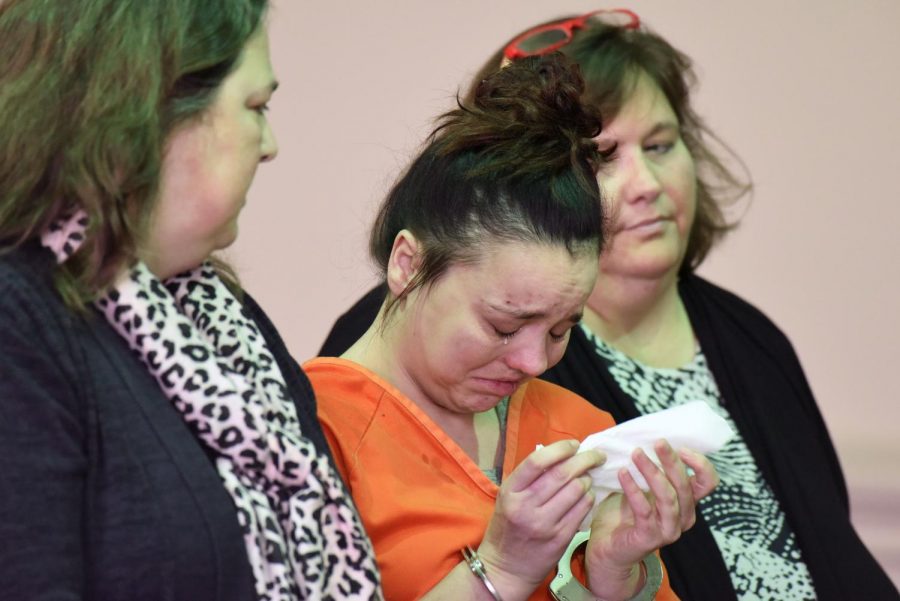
[260,120,278,163]
[619,151,661,205]
[504,337,549,378]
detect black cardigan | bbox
[318,276,898,600]
[0,244,332,600]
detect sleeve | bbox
[305,363,359,484]
[317,409,351,483]
[689,277,850,509]
[0,282,87,600]
[305,361,384,488]
[772,328,850,507]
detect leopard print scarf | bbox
[42,211,382,600]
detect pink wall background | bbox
[231,0,900,586]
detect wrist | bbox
[462,546,504,600]
[552,533,662,601]
[474,543,540,601]
[612,562,644,601]
[587,560,642,600]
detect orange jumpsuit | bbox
[306,357,678,600]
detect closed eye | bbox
[493,326,520,340]
[549,328,570,343]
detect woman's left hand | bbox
[583,440,718,599]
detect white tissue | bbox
[576,401,734,530]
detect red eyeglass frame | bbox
[502,8,641,60]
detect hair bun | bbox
[370,52,605,286]
[432,52,600,178]
[474,53,600,141]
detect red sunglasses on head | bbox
[503,9,641,60]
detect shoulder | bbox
[240,289,336,455]
[240,289,303,386]
[0,244,57,311]
[522,378,617,431]
[304,357,382,397]
[303,357,400,472]
[682,274,815,402]
[304,358,385,424]
[0,245,83,359]
[239,289,284,349]
[680,273,793,345]
[681,274,772,321]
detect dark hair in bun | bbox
[370,52,605,313]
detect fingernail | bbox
[581,475,593,492]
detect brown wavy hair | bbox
[371,53,604,319]
[0,0,267,306]
[470,15,752,272]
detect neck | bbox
[583,269,695,368]
[343,305,500,468]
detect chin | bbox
[602,257,679,280]
[462,391,506,414]
[213,225,240,251]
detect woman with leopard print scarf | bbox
[0,1,380,599]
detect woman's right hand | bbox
[476,439,606,599]
[584,441,719,600]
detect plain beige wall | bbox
[230,0,900,586]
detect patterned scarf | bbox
[42,211,382,600]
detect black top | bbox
[318,276,898,601]
[0,243,331,600]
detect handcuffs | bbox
[549,531,663,601]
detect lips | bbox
[615,215,672,236]
[473,377,522,397]
[624,215,669,230]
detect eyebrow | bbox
[645,121,679,137]
[487,303,583,324]
[596,120,679,143]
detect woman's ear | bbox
[386,229,421,296]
